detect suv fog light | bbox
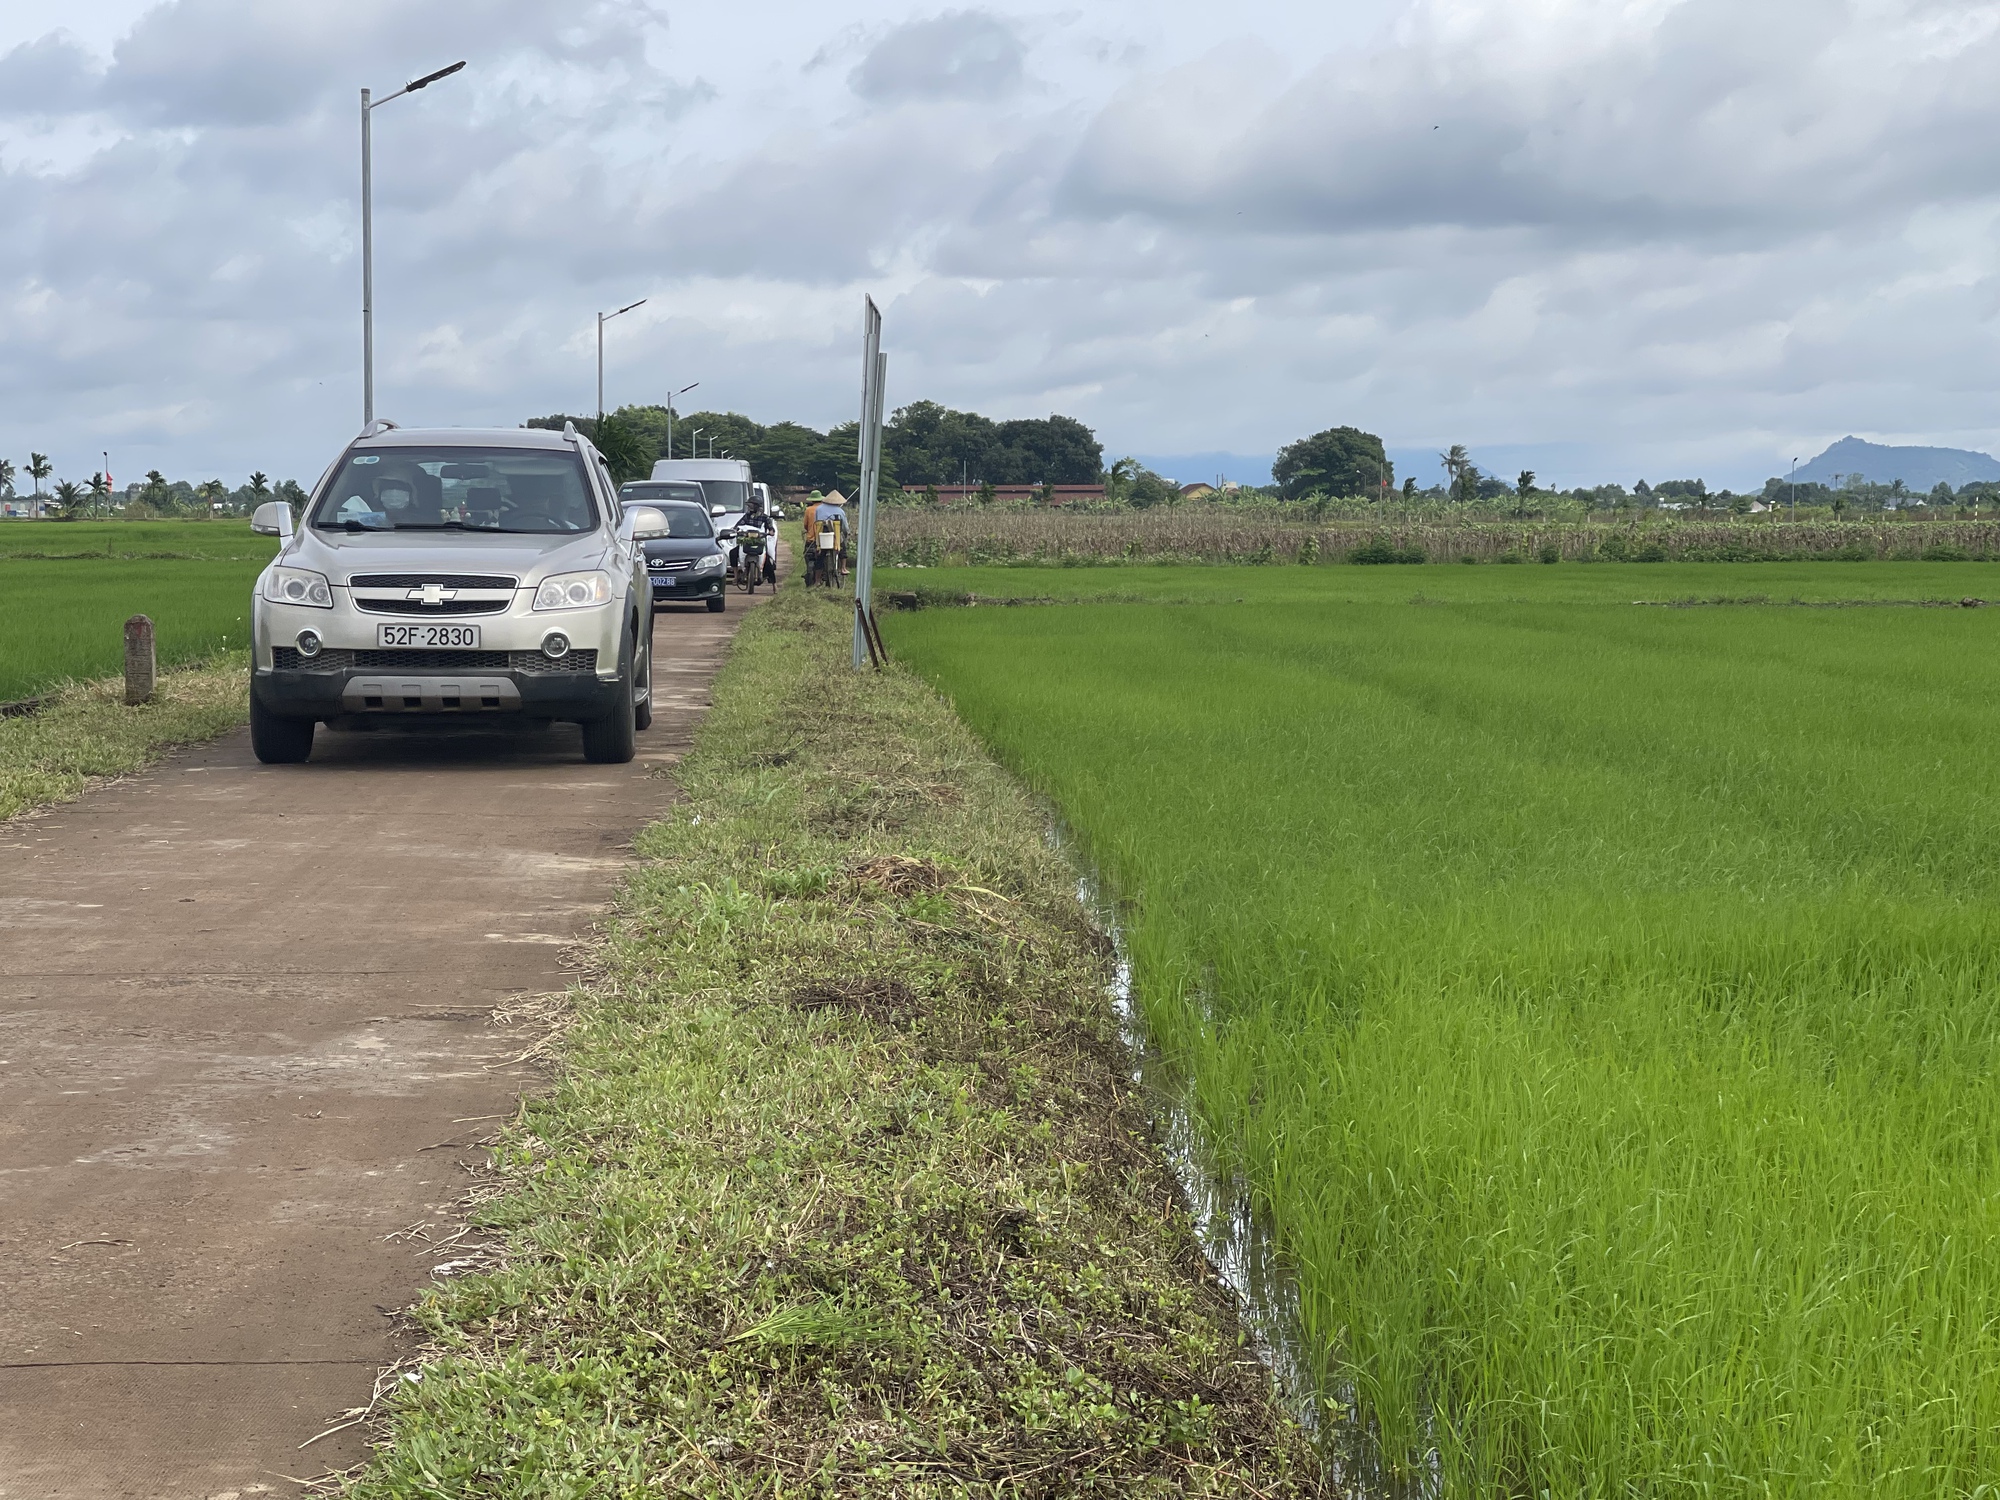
[541,632,571,659]
[296,629,323,658]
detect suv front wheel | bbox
[251,694,315,764]
[580,621,639,764]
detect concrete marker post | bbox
[124,615,156,705]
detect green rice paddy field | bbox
[883,565,2000,1495]
[0,523,274,701]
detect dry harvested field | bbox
[876,506,2000,566]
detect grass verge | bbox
[0,655,248,823]
[343,584,1319,1497]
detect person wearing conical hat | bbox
[803,491,849,587]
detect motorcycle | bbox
[733,525,770,593]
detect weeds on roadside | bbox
[345,588,1318,1497]
[0,654,247,822]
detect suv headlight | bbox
[534,570,613,611]
[261,566,333,608]
[691,553,725,574]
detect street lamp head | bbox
[407,60,466,93]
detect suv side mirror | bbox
[251,500,294,540]
[622,505,669,541]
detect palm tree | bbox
[196,479,227,514]
[52,479,82,517]
[1439,444,1471,487]
[248,471,270,498]
[1104,456,1137,504]
[0,458,15,497]
[26,452,50,517]
[87,472,109,517]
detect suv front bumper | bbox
[647,567,726,605]
[254,648,622,723]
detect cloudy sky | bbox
[4,0,1999,492]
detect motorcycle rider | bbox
[733,494,777,586]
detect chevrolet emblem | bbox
[409,583,458,606]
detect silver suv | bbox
[249,423,667,765]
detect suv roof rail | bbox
[360,418,400,438]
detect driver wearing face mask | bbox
[377,476,414,515]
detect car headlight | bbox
[534,570,613,611]
[691,553,725,574]
[261,566,333,608]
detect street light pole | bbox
[691,428,704,462]
[361,86,373,427]
[666,381,697,461]
[596,298,646,424]
[360,60,466,428]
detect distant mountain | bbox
[1792,437,2000,491]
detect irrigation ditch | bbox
[1068,861,1429,1497]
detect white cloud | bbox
[0,0,1996,491]
[850,10,1026,102]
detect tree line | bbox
[1266,426,2000,516]
[0,459,305,520]
[529,401,1106,492]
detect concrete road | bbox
[0,583,771,1499]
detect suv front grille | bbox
[354,598,510,615]
[272,647,598,673]
[346,573,517,589]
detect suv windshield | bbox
[312,446,598,533]
[627,502,714,539]
[621,482,705,507]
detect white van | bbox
[651,458,752,516]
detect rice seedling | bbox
[878,558,2000,607]
[0,558,266,701]
[885,587,2000,1495]
[0,518,276,560]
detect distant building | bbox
[1179,482,1217,500]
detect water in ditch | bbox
[1072,869,1439,1499]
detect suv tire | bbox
[251,694,315,764]
[633,613,655,732]
[581,624,638,764]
